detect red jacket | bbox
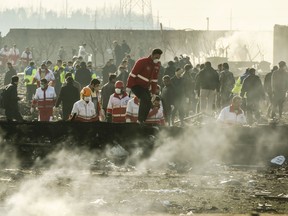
[126,56,160,94]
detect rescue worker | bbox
[217,95,247,125]
[55,76,80,121]
[145,95,165,125]
[126,93,139,123]
[106,81,130,123]
[126,48,163,124]
[31,78,57,121]
[53,59,64,95]
[2,75,23,122]
[32,63,55,87]
[24,61,37,101]
[70,87,98,122]
[20,47,33,70]
[9,44,20,66]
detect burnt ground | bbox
[0,157,288,216]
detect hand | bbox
[30,107,34,114]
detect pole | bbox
[206,17,210,31]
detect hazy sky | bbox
[0,0,287,31]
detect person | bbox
[87,78,103,120]
[264,66,278,117]
[113,40,124,68]
[32,63,55,87]
[126,48,163,124]
[53,59,64,95]
[116,65,129,87]
[78,43,89,61]
[125,54,135,72]
[125,94,139,123]
[62,72,81,93]
[9,44,20,66]
[161,75,174,126]
[2,75,23,122]
[217,95,247,125]
[271,61,288,119]
[20,47,33,69]
[219,63,235,108]
[0,45,10,69]
[75,61,92,88]
[55,76,80,121]
[182,64,195,116]
[4,62,17,86]
[121,40,131,55]
[195,61,220,115]
[101,74,116,116]
[145,95,165,125]
[70,87,98,122]
[58,46,66,61]
[164,61,176,78]
[106,81,130,123]
[171,68,185,126]
[102,59,117,85]
[232,68,250,96]
[31,78,57,121]
[240,68,265,124]
[24,61,37,101]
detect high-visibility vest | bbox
[24,66,37,85]
[232,77,241,94]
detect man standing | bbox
[126,48,163,124]
[31,78,57,121]
[9,44,20,66]
[101,74,116,116]
[55,77,79,121]
[195,61,220,115]
[271,61,288,119]
[4,62,17,86]
[24,61,37,101]
[219,63,235,108]
[2,75,23,122]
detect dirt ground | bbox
[0,156,288,216]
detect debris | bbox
[90,198,107,207]
[271,155,286,166]
[220,179,242,186]
[141,188,186,193]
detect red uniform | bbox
[107,93,130,123]
[126,56,160,94]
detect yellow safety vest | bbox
[24,66,37,85]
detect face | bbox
[152,54,161,61]
[153,100,160,107]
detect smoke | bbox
[215,31,273,64]
[0,123,287,215]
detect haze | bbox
[0,0,287,31]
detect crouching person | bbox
[70,87,99,122]
[145,95,165,125]
[217,95,247,125]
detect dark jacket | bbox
[161,84,174,114]
[101,81,115,110]
[219,69,235,94]
[75,67,91,88]
[56,82,80,120]
[271,68,288,95]
[102,64,117,84]
[3,83,19,110]
[171,75,185,102]
[264,71,273,96]
[195,67,220,92]
[182,70,195,98]
[4,68,17,86]
[241,74,264,101]
[164,65,176,78]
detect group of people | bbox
[2,40,288,126]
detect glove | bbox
[30,107,34,114]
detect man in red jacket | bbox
[126,48,163,124]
